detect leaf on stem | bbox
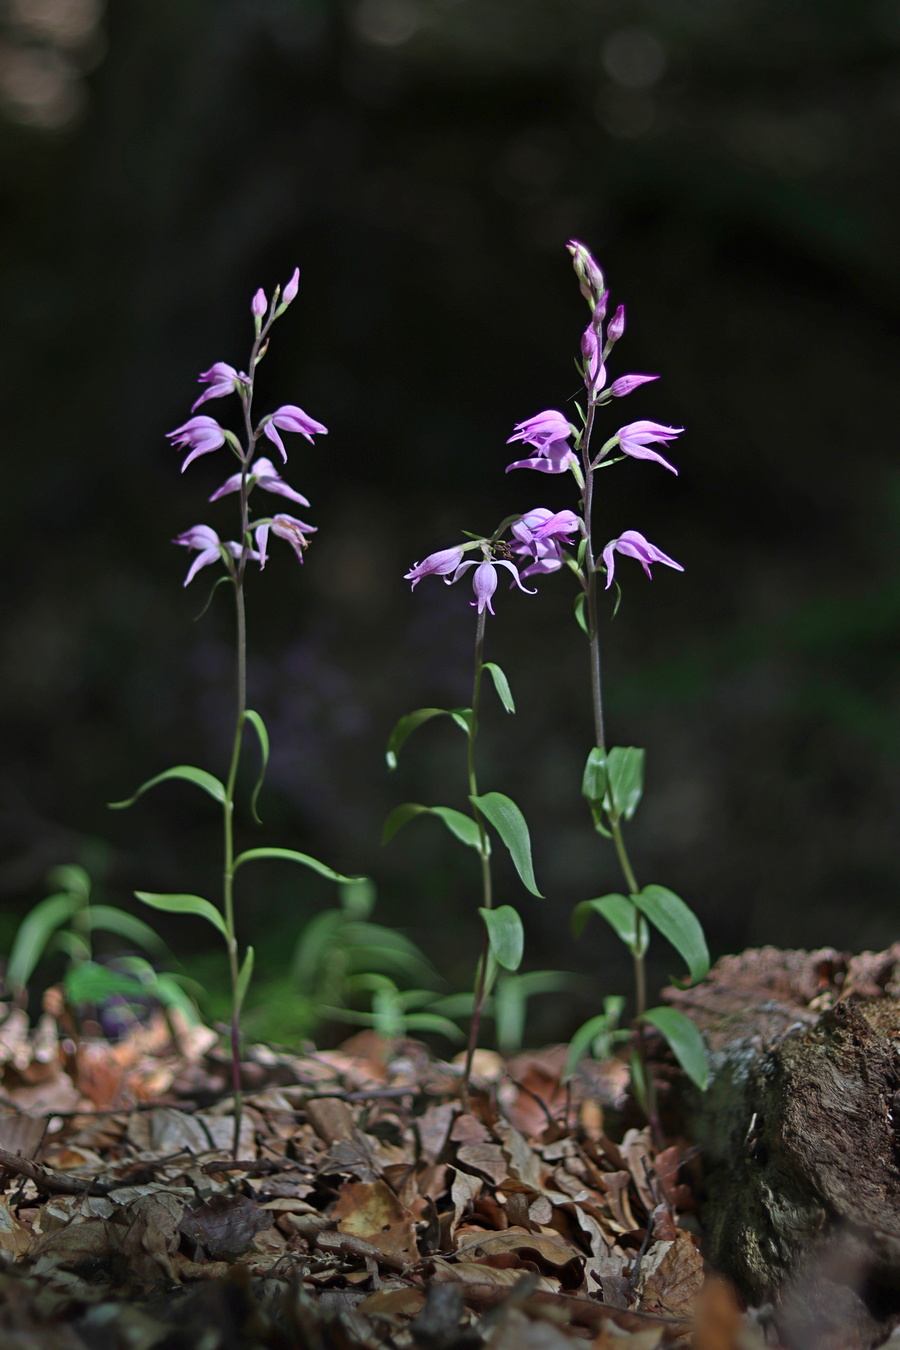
[85,905,167,954]
[108,766,226,810]
[235,946,255,1015]
[482,663,515,714]
[244,710,269,824]
[571,894,647,956]
[382,803,485,852]
[478,904,524,972]
[46,864,91,901]
[641,1005,709,1090]
[469,791,543,896]
[632,885,710,985]
[574,592,589,636]
[385,707,470,770]
[134,891,228,940]
[231,847,366,884]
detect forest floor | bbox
[0,999,774,1350]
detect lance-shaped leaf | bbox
[385,707,471,770]
[234,946,255,1015]
[470,792,542,896]
[632,884,709,985]
[571,894,647,956]
[641,1005,709,1090]
[86,905,167,954]
[604,747,645,820]
[109,765,226,810]
[482,662,515,714]
[479,905,524,972]
[382,803,485,852]
[232,846,365,884]
[574,592,589,636]
[7,893,82,993]
[135,891,228,939]
[244,710,269,823]
[46,863,91,901]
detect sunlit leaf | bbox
[479,905,524,972]
[483,662,515,714]
[232,846,365,884]
[632,885,710,985]
[470,791,542,896]
[134,892,228,939]
[641,1005,709,1090]
[108,766,226,810]
[244,710,269,823]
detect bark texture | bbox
[667,945,900,1349]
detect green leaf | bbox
[46,864,91,901]
[574,591,589,636]
[565,1014,614,1077]
[581,748,607,804]
[108,766,226,810]
[231,847,365,884]
[235,946,255,1015]
[386,708,450,770]
[244,710,269,824]
[382,803,484,852]
[402,1013,466,1042]
[134,892,228,940]
[478,905,524,972]
[483,663,515,714]
[571,894,647,956]
[85,906,167,954]
[64,962,147,1006]
[339,878,377,919]
[291,909,346,985]
[470,792,542,896]
[605,747,645,820]
[7,894,83,993]
[449,708,473,734]
[632,885,710,985]
[641,1005,710,1090]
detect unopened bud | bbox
[608,304,626,343]
[251,288,267,318]
[567,239,605,310]
[282,267,299,306]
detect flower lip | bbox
[191,362,244,412]
[615,419,682,474]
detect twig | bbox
[0,1146,114,1197]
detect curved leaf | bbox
[641,1005,709,1090]
[470,792,542,896]
[244,710,269,823]
[382,803,484,852]
[574,591,588,636]
[47,864,91,901]
[479,904,524,972]
[632,885,710,985]
[7,893,83,993]
[64,962,147,1006]
[86,905,167,954]
[235,946,255,1015]
[109,766,225,810]
[402,1013,466,1042]
[483,662,515,714]
[605,747,645,820]
[581,748,607,804]
[134,891,228,939]
[571,894,647,956]
[232,847,365,884]
[386,708,449,770]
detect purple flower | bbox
[167,415,227,471]
[255,513,317,568]
[404,546,464,589]
[261,404,328,462]
[252,288,267,317]
[506,408,577,475]
[452,558,537,615]
[615,420,682,474]
[511,508,580,577]
[581,324,605,396]
[173,525,257,586]
[602,530,684,589]
[282,268,299,306]
[608,374,659,399]
[209,457,311,507]
[191,362,245,412]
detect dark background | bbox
[2,0,899,1042]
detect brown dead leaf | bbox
[333,1178,418,1264]
[620,1128,656,1214]
[179,1193,273,1261]
[450,1112,492,1146]
[449,1166,482,1240]
[357,1285,427,1320]
[416,1101,457,1162]
[455,1142,508,1187]
[454,1227,584,1289]
[0,1196,31,1258]
[120,1191,186,1283]
[634,1229,704,1320]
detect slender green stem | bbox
[462,607,491,1105]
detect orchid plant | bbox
[110,271,362,1155]
[505,241,710,1115]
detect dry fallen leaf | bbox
[332,1178,418,1265]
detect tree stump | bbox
[666,944,900,1349]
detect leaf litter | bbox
[0,1002,774,1349]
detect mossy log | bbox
[666,945,900,1349]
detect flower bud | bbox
[567,239,606,311]
[608,304,626,343]
[282,268,299,306]
[251,288,267,318]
